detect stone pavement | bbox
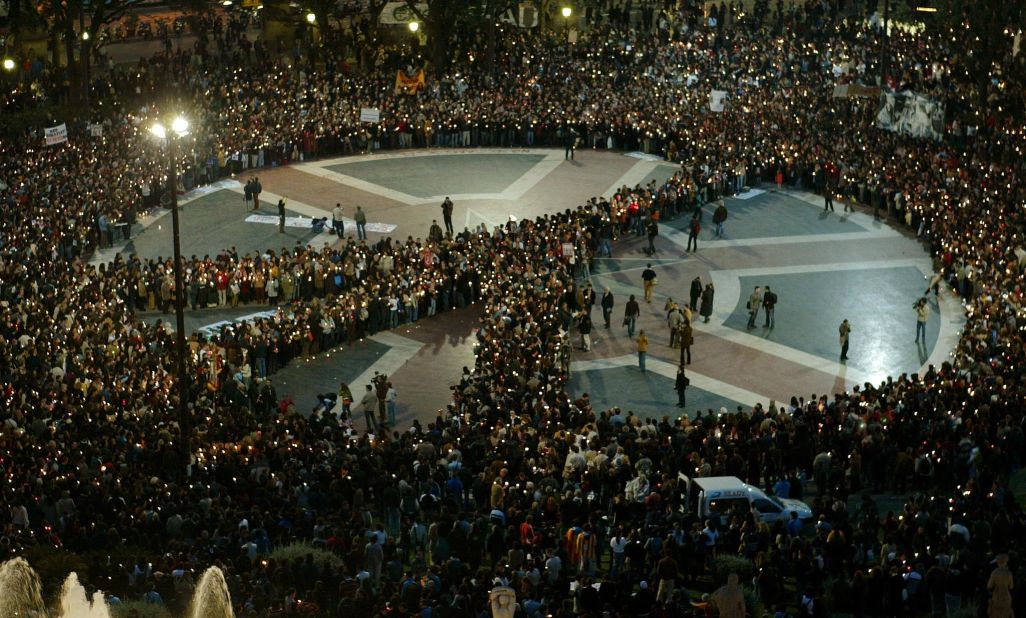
[112,148,963,427]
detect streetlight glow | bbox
[408,21,419,32]
[150,122,167,140]
[2,58,15,72]
[82,31,90,40]
[306,12,316,23]
[561,6,572,18]
[171,116,190,136]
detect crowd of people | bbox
[1,0,1026,616]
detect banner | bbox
[709,89,727,113]
[380,2,427,24]
[359,107,381,123]
[44,123,68,146]
[876,91,944,141]
[832,83,880,98]
[89,123,103,137]
[394,69,425,95]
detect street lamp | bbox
[149,115,193,476]
[408,21,419,32]
[561,6,572,40]
[2,58,14,72]
[561,6,572,18]
[306,12,316,23]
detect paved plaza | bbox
[109,148,963,425]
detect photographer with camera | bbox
[914,297,930,344]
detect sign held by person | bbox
[44,123,68,146]
[359,108,381,123]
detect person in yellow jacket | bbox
[637,330,649,372]
[576,525,598,575]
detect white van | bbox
[679,475,813,525]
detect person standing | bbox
[386,381,398,427]
[601,288,615,329]
[374,373,388,427]
[987,554,1014,618]
[823,183,835,212]
[762,285,777,329]
[360,384,377,432]
[564,125,577,160]
[645,220,658,255]
[636,330,648,372]
[667,302,685,348]
[679,318,693,365]
[713,201,728,238]
[746,286,761,330]
[332,203,346,237]
[355,206,367,240]
[700,283,715,323]
[624,294,640,337]
[277,197,286,233]
[686,213,701,252]
[839,319,851,361]
[252,177,262,210]
[674,365,690,408]
[244,178,254,209]
[914,297,929,343]
[689,276,703,311]
[441,197,454,235]
[641,264,657,303]
[578,311,593,352]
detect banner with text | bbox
[44,123,68,146]
[359,107,381,123]
[394,70,426,95]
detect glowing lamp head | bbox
[562,6,572,18]
[409,21,420,32]
[306,12,316,23]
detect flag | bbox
[394,69,425,95]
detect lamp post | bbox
[150,115,192,476]
[561,6,572,40]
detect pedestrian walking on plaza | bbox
[578,311,593,351]
[675,366,690,407]
[355,206,368,240]
[914,297,929,343]
[686,213,701,252]
[624,294,640,337]
[824,182,835,212]
[601,288,615,329]
[700,283,715,323]
[374,373,389,427]
[645,220,658,255]
[667,302,685,348]
[746,285,762,329]
[252,177,262,210]
[713,200,728,238]
[441,197,454,235]
[360,384,377,432]
[277,197,286,233]
[762,285,777,328]
[642,264,657,303]
[637,330,648,372]
[689,276,703,311]
[332,203,346,237]
[924,272,943,297]
[839,319,851,361]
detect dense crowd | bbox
[1,0,1026,616]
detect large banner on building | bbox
[380,2,427,24]
[394,69,425,95]
[876,91,944,141]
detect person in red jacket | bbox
[215,269,229,306]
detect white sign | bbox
[709,90,727,113]
[89,123,103,137]
[44,123,68,146]
[359,107,381,123]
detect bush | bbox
[111,601,173,618]
[268,541,344,570]
[710,554,755,583]
[21,545,90,601]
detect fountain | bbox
[188,567,235,618]
[0,558,234,618]
[0,557,47,617]
[59,572,112,618]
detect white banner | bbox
[709,89,727,113]
[876,91,944,141]
[379,2,427,24]
[245,214,396,233]
[359,107,381,123]
[44,123,68,146]
[89,123,103,137]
